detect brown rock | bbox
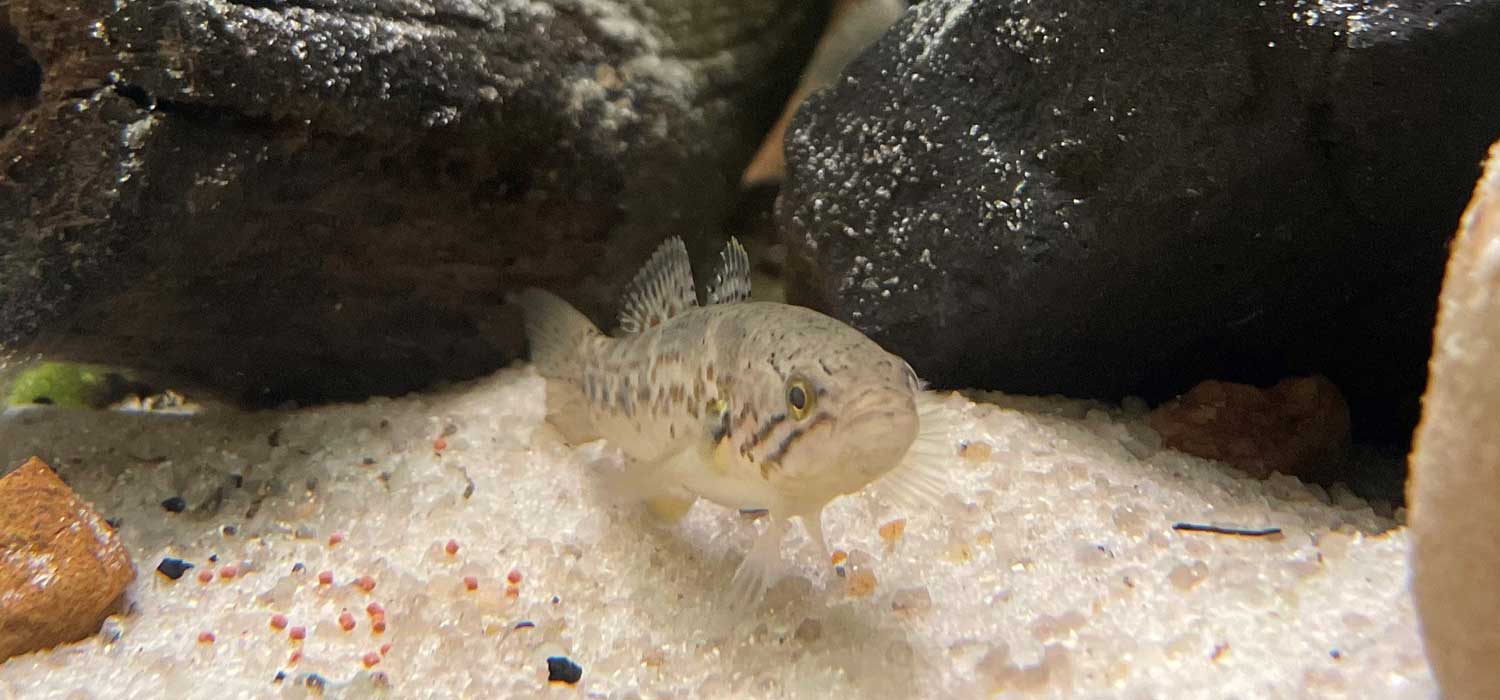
[1410,140,1500,700]
[1147,376,1351,482]
[0,457,134,661]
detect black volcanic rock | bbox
[0,0,824,405]
[778,0,1500,440]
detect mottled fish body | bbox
[514,237,944,604]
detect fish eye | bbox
[786,378,814,419]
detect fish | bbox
[511,236,950,605]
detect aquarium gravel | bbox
[0,366,1434,698]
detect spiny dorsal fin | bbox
[619,236,698,334]
[706,236,752,305]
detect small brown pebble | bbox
[197,570,214,584]
[339,611,356,631]
[219,564,238,579]
[878,519,907,543]
[846,569,878,598]
[960,441,994,462]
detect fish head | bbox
[751,314,922,501]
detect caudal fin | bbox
[509,288,600,381]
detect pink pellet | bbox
[328,532,345,547]
[289,626,306,641]
[353,575,376,592]
[269,614,288,630]
[363,651,382,668]
[317,570,334,585]
[445,539,460,556]
[197,631,215,644]
[506,569,522,585]
[339,611,356,632]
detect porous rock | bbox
[0,0,825,406]
[1147,375,1350,483]
[778,0,1500,441]
[1409,140,1500,700]
[0,456,134,662]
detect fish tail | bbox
[510,288,601,381]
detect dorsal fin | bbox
[706,236,752,305]
[618,236,699,334]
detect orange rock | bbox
[0,457,135,661]
[1147,375,1351,482]
[1410,140,1500,700]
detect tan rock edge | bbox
[0,456,134,662]
[1409,139,1500,700]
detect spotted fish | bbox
[513,236,948,605]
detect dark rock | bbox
[155,557,193,580]
[1,0,826,406]
[546,655,583,684]
[778,0,1500,443]
[160,496,186,513]
[0,13,40,134]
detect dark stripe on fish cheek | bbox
[765,413,832,467]
[749,413,788,448]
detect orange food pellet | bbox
[219,564,238,579]
[289,626,307,641]
[879,519,907,543]
[433,437,448,451]
[831,550,849,566]
[445,539,460,556]
[339,611,356,631]
[270,614,288,630]
[463,575,479,591]
[354,575,377,592]
[197,570,214,584]
[197,631,215,644]
[372,619,387,634]
[506,569,523,585]
[328,532,345,547]
[317,570,334,585]
[366,602,385,618]
[363,651,382,668]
